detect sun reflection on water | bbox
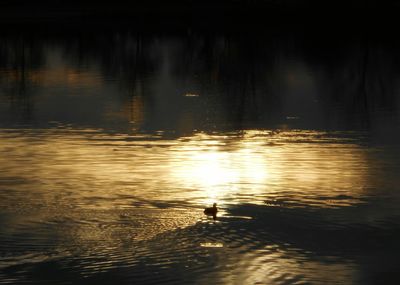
[171,141,270,207]
[0,128,372,237]
[0,129,370,213]
[1,128,396,284]
[167,130,369,210]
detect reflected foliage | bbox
[0,36,45,122]
[0,28,400,134]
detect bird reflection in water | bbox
[204,203,218,220]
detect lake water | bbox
[1,30,400,284]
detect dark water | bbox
[1,29,400,284]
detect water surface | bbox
[1,31,400,284]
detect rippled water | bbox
[1,31,400,284]
[1,128,400,284]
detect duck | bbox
[204,203,218,219]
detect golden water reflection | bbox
[170,130,368,209]
[0,128,398,284]
[0,129,370,213]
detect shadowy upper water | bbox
[1,26,400,135]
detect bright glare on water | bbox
[1,128,400,284]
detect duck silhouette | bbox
[204,203,218,220]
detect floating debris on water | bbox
[200,242,223,248]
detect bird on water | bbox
[204,203,218,220]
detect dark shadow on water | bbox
[1,25,400,140]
